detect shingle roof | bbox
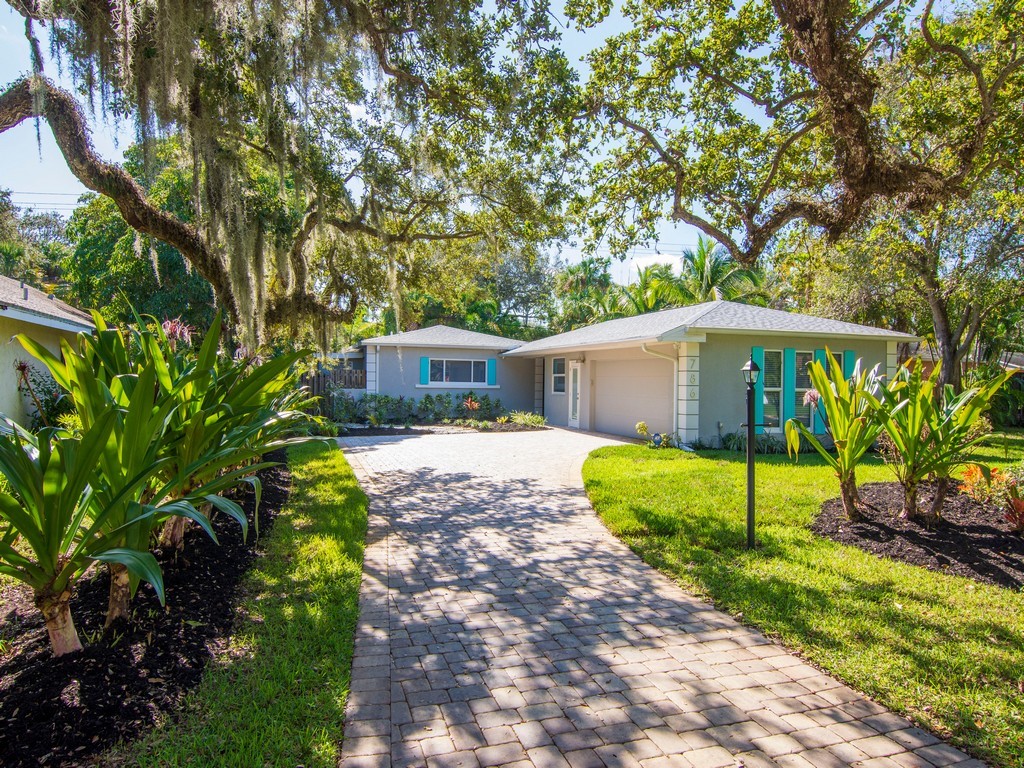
[361,324,524,351]
[0,275,94,332]
[505,301,916,356]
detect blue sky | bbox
[0,4,701,283]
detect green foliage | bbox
[0,415,196,655]
[13,362,74,431]
[784,351,886,520]
[878,361,1014,522]
[721,430,789,455]
[509,411,547,428]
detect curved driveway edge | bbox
[338,429,979,768]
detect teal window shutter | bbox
[783,348,796,426]
[751,346,765,434]
[843,349,856,378]
[419,356,430,386]
[486,358,497,386]
[813,349,827,434]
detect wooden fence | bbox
[300,367,365,402]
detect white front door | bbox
[568,361,581,429]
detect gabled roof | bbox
[0,275,94,333]
[505,301,916,356]
[361,324,524,351]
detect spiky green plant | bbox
[784,349,887,521]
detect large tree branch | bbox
[0,76,239,322]
[325,215,479,244]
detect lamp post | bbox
[741,357,761,550]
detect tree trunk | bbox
[925,477,949,527]
[35,590,83,657]
[104,563,132,630]
[839,474,863,522]
[901,482,920,521]
[158,515,190,553]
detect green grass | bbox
[583,432,1024,768]
[111,442,368,767]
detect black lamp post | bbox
[741,357,761,550]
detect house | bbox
[0,276,94,425]
[360,325,538,412]
[503,301,916,444]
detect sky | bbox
[0,3,702,284]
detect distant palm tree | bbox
[653,237,763,305]
[609,263,675,317]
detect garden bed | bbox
[0,455,291,767]
[342,421,548,435]
[813,481,1024,589]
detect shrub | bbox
[418,394,438,422]
[878,360,1013,524]
[722,430,789,455]
[327,388,360,423]
[509,411,547,428]
[785,350,885,521]
[461,393,480,415]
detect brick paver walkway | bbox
[338,430,980,768]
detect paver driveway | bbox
[338,429,978,768]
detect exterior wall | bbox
[697,333,889,446]
[374,345,535,411]
[0,317,77,426]
[541,345,676,436]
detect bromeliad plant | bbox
[878,361,1014,524]
[0,415,207,656]
[785,349,887,521]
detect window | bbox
[429,359,487,384]
[762,350,782,428]
[552,357,566,393]
[794,351,814,426]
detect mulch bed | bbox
[813,481,1024,589]
[0,452,291,767]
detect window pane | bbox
[763,351,782,389]
[473,361,486,383]
[445,360,472,382]
[553,374,565,393]
[552,358,565,375]
[430,360,445,382]
[795,352,814,390]
[795,396,812,426]
[763,391,780,428]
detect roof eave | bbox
[694,326,919,341]
[1,305,94,334]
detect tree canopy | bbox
[568,0,1024,264]
[1,0,576,341]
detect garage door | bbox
[593,358,674,438]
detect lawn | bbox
[110,442,368,767]
[582,430,1024,768]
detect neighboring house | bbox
[504,301,916,444]
[360,325,538,412]
[0,276,94,425]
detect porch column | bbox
[678,342,700,444]
[886,341,899,381]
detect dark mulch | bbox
[0,452,291,768]
[813,481,1024,589]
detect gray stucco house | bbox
[361,301,915,443]
[360,325,539,412]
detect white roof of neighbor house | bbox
[0,275,94,333]
[505,301,916,356]
[361,324,524,351]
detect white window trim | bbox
[551,357,567,395]
[794,350,814,428]
[425,357,490,387]
[763,349,783,432]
